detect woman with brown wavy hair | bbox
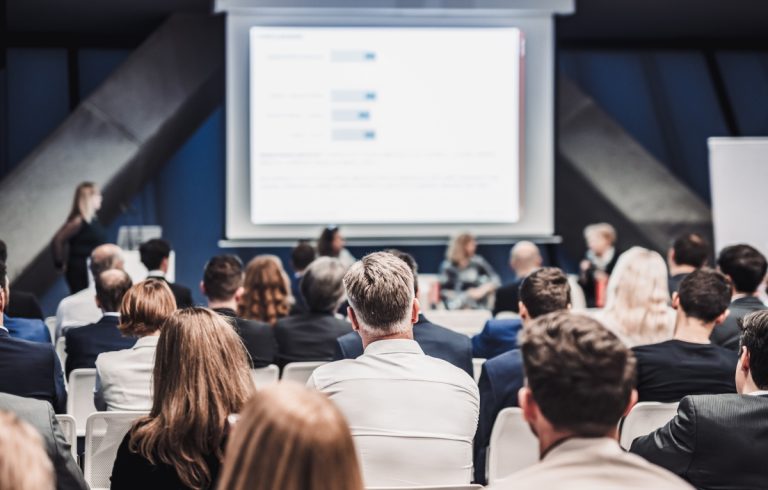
[217,383,363,490]
[110,308,254,490]
[237,255,292,325]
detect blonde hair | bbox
[602,247,673,346]
[238,255,291,325]
[119,278,177,337]
[129,308,254,490]
[583,223,617,244]
[446,232,475,266]
[68,181,99,223]
[0,411,54,490]
[217,383,364,490]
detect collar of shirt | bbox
[147,270,165,278]
[133,335,160,349]
[544,437,622,461]
[103,312,120,318]
[363,338,424,356]
[747,390,768,397]
[0,325,7,334]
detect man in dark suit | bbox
[666,232,709,296]
[0,240,43,319]
[631,309,768,489]
[64,269,135,377]
[710,244,767,350]
[493,241,542,317]
[202,254,277,367]
[139,238,193,308]
[474,267,571,483]
[335,250,473,376]
[0,261,67,413]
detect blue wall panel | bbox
[717,51,768,135]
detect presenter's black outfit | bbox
[52,217,107,293]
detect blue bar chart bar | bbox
[331,90,377,102]
[332,110,371,122]
[332,129,376,141]
[331,50,377,62]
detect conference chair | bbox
[619,401,679,450]
[67,368,97,437]
[368,486,483,490]
[282,361,327,385]
[84,411,148,490]
[55,336,67,369]
[487,407,539,484]
[45,316,56,344]
[251,364,280,388]
[424,309,492,336]
[55,413,78,460]
[472,358,486,383]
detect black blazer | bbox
[64,315,136,377]
[274,312,353,367]
[7,290,44,320]
[213,308,277,368]
[631,393,768,490]
[710,296,767,351]
[0,328,67,413]
[148,275,194,308]
[492,279,523,317]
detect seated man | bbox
[667,233,709,295]
[633,269,737,402]
[474,267,571,483]
[631,310,768,489]
[493,241,542,317]
[488,312,690,489]
[0,240,43,320]
[275,257,352,367]
[5,309,50,344]
[140,238,193,308]
[309,252,479,487]
[64,269,135,377]
[335,249,473,377]
[202,254,276,367]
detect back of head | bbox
[238,255,290,324]
[95,269,132,313]
[291,241,316,272]
[677,269,732,322]
[119,279,176,337]
[0,240,7,263]
[90,244,124,278]
[218,383,364,490]
[0,410,54,490]
[203,255,244,302]
[717,244,767,294]
[344,251,414,336]
[139,239,171,271]
[0,261,8,310]
[300,257,346,313]
[519,267,570,318]
[672,233,710,268]
[520,311,636,435]
[510,241,542,273]
[740,310,768,390]
[385,249,419,294]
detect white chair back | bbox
[369,486,483,490]
[45,316,57,344]
[55,414,78,460]
[84,411,148,490]
[567,274,588,310]
[55,337,67,368]
[424,310,492,336]
[619,402,679,449]
[494,311,520,320]
[472,358,485,383]
[282,361,328,385]
[487,407,539,484]
[67,368,97,437]
[251,364,280,388]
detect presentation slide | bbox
[249,27,523,225]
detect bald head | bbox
[95,269,132,312]
[510,241,542,277]
[90,244,124,278]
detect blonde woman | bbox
[238,255,292,325]
[438,232,500,310]
[0,410,54,490]
[593,247,675,347]
[51,182,107,293]
[217,383,363,490]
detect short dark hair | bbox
[385,249,419,295]
[740,310,768,389]
[95,269,132,312]
[677,269,732,322]
[301,257,346,313]
[203,255,244,302]
[290,241,316,272]
[520,311,636,435]
[672,233,710,268]
[0,260,7,290]
[139,239,172,271]
[317,226,339,258]
[519,267,570,318]
[717,244,767,293]
[0,240,7,263]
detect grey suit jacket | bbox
[0,393,88,490]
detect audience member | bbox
[95,279,176,411]
[202,255,276,367]
[275,257,352,366]
[493,241,542,316]
[55,243,124,338]
[111,308,254,490]
[474,267,571,482]
[336,250,473,376]
[631,310,768,488]
[317,225,356,268]
[289,240,316,314]
[217,383,364,490]
[667,232,710,295]
[0,393,87,490]
[488,312,691,490]
[711,244,768,350]
[2,262,50,342]
[439,232,500,310]
[633,270,737,402]
[64,269,134,377]
[578,222,619,307]
[238,255,292,326]
[593,247,675,347]
[309,252,479,487]
[0,410,54,490]
[0,261,66,413]
[139,238,193,308]
[0,240,43,319]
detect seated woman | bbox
[439,232,500,310]
[317,225,356,268]
[110,308,254,490]
[217,383,363,490]
[238,255,292,326]
[95,278,176,411]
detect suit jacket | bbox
[213,308,277,368]
[0,393,88,490]
[95,335,158,411]
[148,275,194,308]
[334,314,474,376]
[64,315,136,377]
[493,279,522,316]
[0,328,67,413]
[274,312,353,367]
[631,394,768,490]
[471,317,523,360]
[7,289,44,319]
[710,296,767,350]
[4,313,51,343]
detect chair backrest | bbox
[472,358,485,383]
[84,411,148,490]
[55,336,67,368]
[55,414,78,460]
[619,402,679,450]
[251,364,280,388]
[282,361,328,385]
[423,310,492,336]
[494,311,520,320]
[45,316,57,344]
[368,486,483,490]
[487,407,539,484]
[67,368,97,437]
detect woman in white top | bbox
[94,279,176,411]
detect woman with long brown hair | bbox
[217,383,363,490]
[237,255,292,325]
[110,308,254,490]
